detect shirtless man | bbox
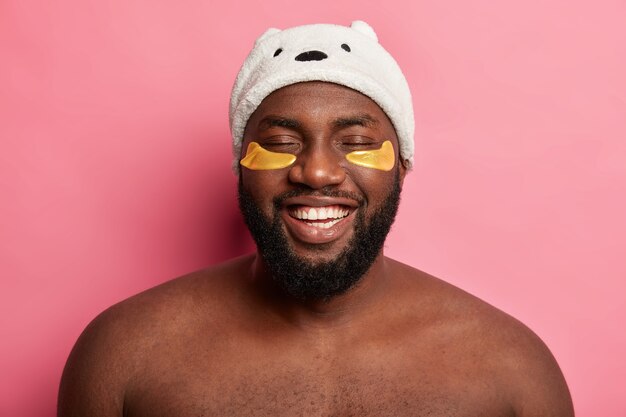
[58,22,574,416]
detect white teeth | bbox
[306,219,341,229]
[290,206,351,221]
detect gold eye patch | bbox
[345,140,395,171]
[240,142,296,170]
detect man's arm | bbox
[58,309,130,417]
[505,326,575,416]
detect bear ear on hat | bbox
[350,20,378,42]
[254,27,281,46]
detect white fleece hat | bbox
[229,21,414,173]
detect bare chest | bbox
[124,347,512,417]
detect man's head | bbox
[230,21,415,172]
[230,22,414,301]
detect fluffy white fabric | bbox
[229,21,414,173]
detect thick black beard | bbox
[238,171,401,301]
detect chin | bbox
[237,171,402,301]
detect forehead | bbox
[245,82,396,133]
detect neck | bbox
[247,252,392,329]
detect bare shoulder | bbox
[388,259,574,417]
[58,254,254,417]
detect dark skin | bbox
[58,82,574,417]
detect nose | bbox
[288,144,346,190]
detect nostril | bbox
[295,50,328,62]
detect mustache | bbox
[273,187,365,207]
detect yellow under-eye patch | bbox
[345,140,395,171]
[240,142,296,170]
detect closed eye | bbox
[338,137,381,150]
[259,140,300,152]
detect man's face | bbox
[238,82,406,300]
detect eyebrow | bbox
[256,113,379,131]
[258,117,300,131]
[332,114,378,129]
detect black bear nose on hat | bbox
[295,50,328,61]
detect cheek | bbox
[347,167,397,204]
[240,171,284,212]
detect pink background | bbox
[1,1,625,415]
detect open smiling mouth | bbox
[288,205,353,229]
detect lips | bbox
[288,205,351,229]
[280,196,359,245]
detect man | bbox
[58,21,574,416]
